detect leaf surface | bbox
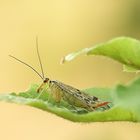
[62,37,140,72]
[0,78,140,122]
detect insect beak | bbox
[43,78,49,83]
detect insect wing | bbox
[52,81,97,104]
[52,81,85,97]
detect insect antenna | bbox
[36,36,45,79]
[9,55,44,80]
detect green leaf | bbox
[62,37,140,72]
[1,78,140,122]
[123,65,140,73]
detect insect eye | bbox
[92,96,98,101]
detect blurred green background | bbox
[0,0,140,140]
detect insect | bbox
[9,37,110,112]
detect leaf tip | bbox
[60,56,65,64]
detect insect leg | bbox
[36,87,45,99]
[50,85,63,103]
[52,90,62,103]
[36,84,49,99]
[37,82,46,93]
[47,89,53,102]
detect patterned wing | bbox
[52,80,99,103]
